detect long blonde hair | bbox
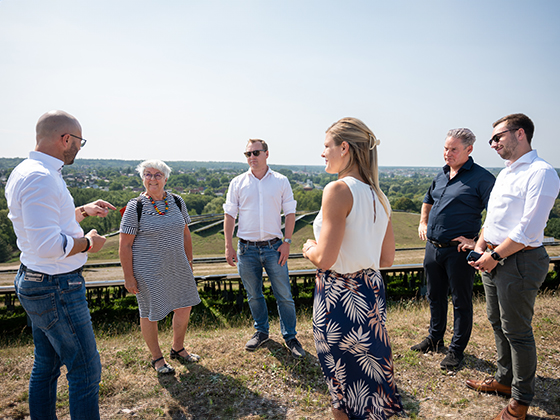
[326,117,390,216]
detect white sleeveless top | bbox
[313,177,390,274]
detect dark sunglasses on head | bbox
[244,150,265,158]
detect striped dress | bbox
[120,192,200,321]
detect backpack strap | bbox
[136,196,143,223]
[136,193,183,223]
[170,193,183,212]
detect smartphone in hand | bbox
[467,251,482,262]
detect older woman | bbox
[119,159,201,374]
[303,118,402,419]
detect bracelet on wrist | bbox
[80,206,88,218]
[81,237,91,253]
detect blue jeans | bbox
[424,242,475,356]
[15,265,101,420]
[237,240,297,341]
[482,247,549,404]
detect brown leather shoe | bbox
[493,399,529,420]
[465,376,512,397]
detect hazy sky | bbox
[1,0,559,169]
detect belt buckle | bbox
[24,270,44,282]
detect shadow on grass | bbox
[262,338,421,419]
[459,355,560,419]
[533,376,560,419]
[398,389,421,418]
[158,363,288,419]
[462,352,498,374]
[156,337,330,419]
[262,338,326,385]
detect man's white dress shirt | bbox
[5,151,87,274]
[483,150,560,247]
[223,168,296,241]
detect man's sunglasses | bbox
[488,128,518,146]
[244,150,265,158]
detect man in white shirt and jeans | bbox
[6,110,115,419]
[223,139,305,359]
[466,113,560,420]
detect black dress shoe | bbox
[440,351,463,370]
[410,337,444,353]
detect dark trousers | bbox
[424,242,474,355]
[482,246,549,404]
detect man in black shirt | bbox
[411,128,495,370]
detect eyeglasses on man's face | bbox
[244,150,265,158]
[62,133,87,147]
[143,172,164,180]
[488,128,518,146]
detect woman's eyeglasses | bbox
[244,150,265,158]
[143,172,164,180]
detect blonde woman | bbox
[303,118,402,419]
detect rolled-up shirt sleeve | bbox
[223,179,239,219]
[19,173,72,259]
[281,178,297,215]
[509,168,559,245]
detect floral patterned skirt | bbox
[313,268,403,420]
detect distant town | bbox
[0,157,455,193]
[0,158,558,263]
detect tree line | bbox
[1,165,559,263]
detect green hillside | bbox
[88,211,423,262]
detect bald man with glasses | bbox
[223,139,305,359]
[6,110,115,419]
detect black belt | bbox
[428,239,461,248]
[20,263,84,277]
[239,237,280,247]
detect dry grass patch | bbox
[1,293,560,419]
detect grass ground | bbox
[1,211,559,419]
[1,292,559,419]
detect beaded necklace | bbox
[146,193,168,215]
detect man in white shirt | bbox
[223,139,305,359]
[466,114,560,420]
[6,110,115,419]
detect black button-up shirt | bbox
[424,157,495,243]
